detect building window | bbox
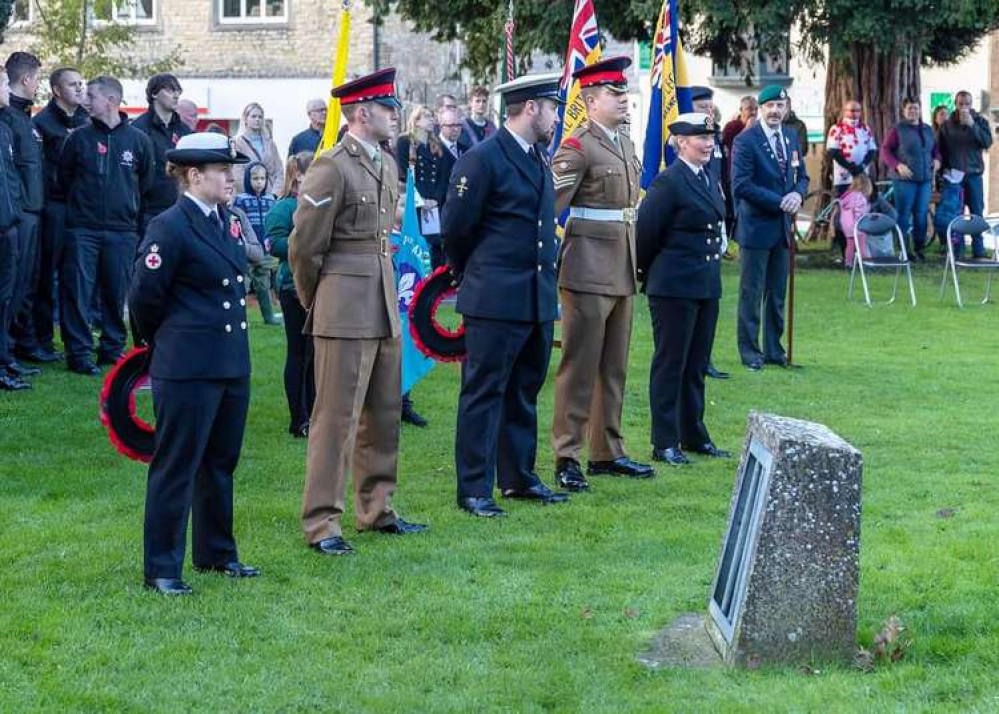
[710,34,791,88]
[218,0,288,24]
[93,0,157,26]
[9,0,33,26]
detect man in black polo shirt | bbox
[32,66,88,362]
[59,76,154,375]
[131,73,191,234]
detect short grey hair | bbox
[306,98,326,113]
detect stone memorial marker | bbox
[704,412,864,667]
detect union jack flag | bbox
[550,0,601,153]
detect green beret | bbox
[758,85,789,105]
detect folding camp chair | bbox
[848,212,916,307]
[940,215,999,308]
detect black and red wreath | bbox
[99,346,155,463]
[408,265,466,362]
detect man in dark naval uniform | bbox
[442,73,570,518]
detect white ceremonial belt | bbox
[568,206,636,223]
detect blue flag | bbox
[641,0,692,189]
[392,169,435,394]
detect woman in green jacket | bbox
[267,152,314,437]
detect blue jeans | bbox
[959,173,986,258]
[892,180,931,250]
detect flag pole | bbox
[315,0,352,158]
[499,0,515,122]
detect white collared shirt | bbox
[762,123,785,156]
[184,191,219,219]
[679,156,708,182]
[504,124,534,154]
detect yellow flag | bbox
[315,0,351,157]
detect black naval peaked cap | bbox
[690,85,713,101]
[495,72,565,105]
[332,67,403,109]
[573,55,631,93]
[669,112,717,136]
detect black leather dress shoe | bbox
[17,348,61,363]
[458,497,507,517]
[97,352,123,366]
[705,363,731,380]
[0,372,31,391]
[374,517,429,534]
[311,536,355,555]
[9,361,41,377]
[685,442,731,459]
[587,456,655,478]
[69,361,101,376]
[195,561,261,577]
[290,422,309,438]
[500,483,570,504]
[555,459,590,491]
[401,403,428,427]
[144,577,193,595]
[744,358,764,371]
[651,447,691,465]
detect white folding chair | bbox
[848,212,916,307]
[940,215,999,308]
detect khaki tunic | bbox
[289,136,402,541]
[550,122,642,464]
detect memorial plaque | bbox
[705,412,864,667]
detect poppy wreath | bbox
[99,347,155,463]
[408,265,466,362]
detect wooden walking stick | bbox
[787,216,796,365]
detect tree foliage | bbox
[21,0,181,78]
[372,0,999,83]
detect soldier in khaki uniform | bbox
[550,57,654,492]
[290,69,427,557]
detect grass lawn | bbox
[1,261,997,712]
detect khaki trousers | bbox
[301,335,400,542]
[552,288,633,463]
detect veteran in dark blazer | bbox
[442,73,570,518]
[550,56,653,492]
[731,85,810,370]
[636,113,731,467]
[290,69,427,558]
[129,133,259,595]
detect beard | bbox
[530,113,555,145]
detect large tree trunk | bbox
[809,42,920,240]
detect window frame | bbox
[92,0,158,27]
[217,0,289,25]
[9,0,34,27]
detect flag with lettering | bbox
[392,168,435,393]
[550,0,602,153]
[640,0,692,188]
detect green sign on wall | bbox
[639,43,652,71]
[929,92,955,115]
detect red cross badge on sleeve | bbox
[144,244,162,270]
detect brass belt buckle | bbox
[622,207,636,224]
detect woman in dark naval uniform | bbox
[129,133,260,595]
[636,113,732,467]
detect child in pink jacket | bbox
[838,174,899,267]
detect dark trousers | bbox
[33,201,69,352]
[60,228,136,365]
[832,184,849,257]
[958,173,986,258]
[278,288,315,431]
[9,212,40,353]
[455,317,553,499]
[738,245,788,365]
[649,297,717,450]
[425,234,446,270]
[144,376,249,579]
[0,227,17,367]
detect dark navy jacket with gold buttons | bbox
[128,196,251,380]
[636,160,724,300]
[441,127,558,323]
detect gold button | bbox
[236,275,244,283]
[239,298,246,306]
[222,278,229,286]
[225,324,232,332]
[240,321,247,329]
[223,301,231,309]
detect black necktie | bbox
[699,170,711,191]
[773,132,787,173]
[529,146,543,180]
[209,210,225,241]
